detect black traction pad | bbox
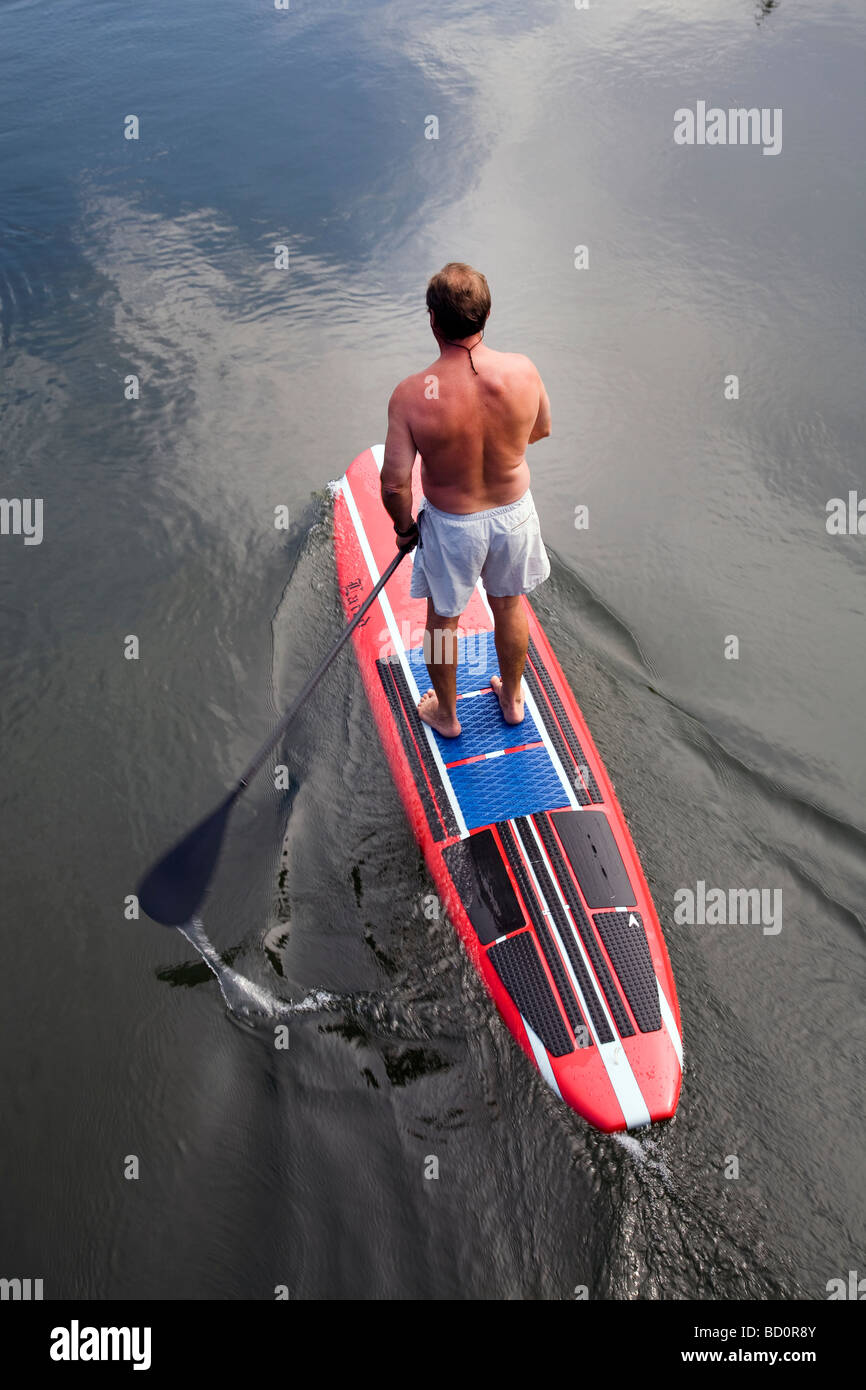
[377,658,444,841]
[522,662,591,807]
[513,817,614,1044]
[551,809,636,910]
[527,639,602,802]
[377,657,460,839]
[592,911,662,1033]
[497,821,591,1044]
[442,830,524,945]
[487,931,573,1058]
[533,814,635,1039]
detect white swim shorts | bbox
[409,489,551,618]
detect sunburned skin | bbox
[381,291,552,738]
[389,337,548,514]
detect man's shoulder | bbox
[388,369,429,407]
[494,350,539,376]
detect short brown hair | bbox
[426,262,491,340]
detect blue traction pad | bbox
[431,688,541,761]
[406,633,571,830]
[448,747,571,829]
[406,628,500,696]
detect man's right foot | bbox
[417,689,462,738]
[490,674,525,726]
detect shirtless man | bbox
[381,262,552,738]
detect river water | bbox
[1,0,864,1299]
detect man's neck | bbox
[436,333,485,373]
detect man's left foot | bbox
[417,689,461,738]
[490,674,525,725]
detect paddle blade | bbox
[138,792,237,926]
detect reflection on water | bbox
[1,0,863,1299]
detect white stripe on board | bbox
[657,981,684,1070]
[515,817,652,1130]
[338,469,469,838]
[522,1016,563,1099]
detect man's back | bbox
[395,344,550,513]
[380,261,552,735]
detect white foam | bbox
[610,1131,675,1190]
[178,917,339,1021]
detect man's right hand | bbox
[395,521,419,552]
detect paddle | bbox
[138,540,414,926]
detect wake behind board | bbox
[334,446,683,1131]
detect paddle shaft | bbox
[236,542,411,791]
[138,536,414,925]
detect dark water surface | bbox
[1,0,864,1299]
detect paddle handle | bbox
[236,542,412,791]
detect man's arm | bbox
[381,384,417,537]
[528,368,552,444]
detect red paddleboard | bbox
[333,446,683,1131]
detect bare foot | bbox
[490,674,525,726]
[417,689,461,738]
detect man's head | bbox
[426,262,491,342]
